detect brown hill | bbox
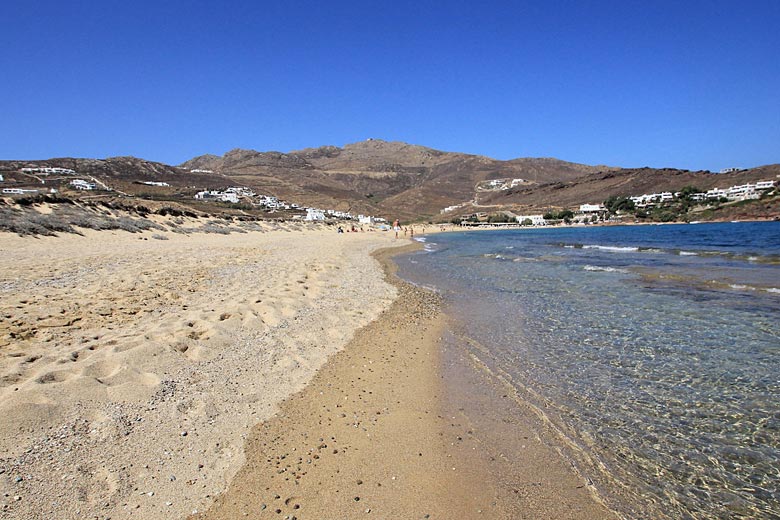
[4,143,777,222]
[181,139,612,219]
[480,165,780,212]
[0,156,229,188]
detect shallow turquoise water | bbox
[395,222,780,519]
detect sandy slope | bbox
[0,225,398,519]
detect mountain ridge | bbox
[177,139,617,218]
[2,140,777,221]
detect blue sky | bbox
[1,0,778,171]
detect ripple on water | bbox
[395,223,780,519]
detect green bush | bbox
[604,195,635,213]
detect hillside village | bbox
[0,162,386,226]
[459,179,778,227]
[192,184,384,224]
[0,142,778,227]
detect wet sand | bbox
[195,243,618,519]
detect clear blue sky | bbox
[1,0,778,171]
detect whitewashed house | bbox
[305,208,325,221]
[194,190,239,203]
[219,192,239,203]
[3,188,39,195]
[21,167,76,175]
[706,188,728,200]
[579,203,606,213]
[70,179,97,190]
[516,214,546,226]
[226,186,255,197]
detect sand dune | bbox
[0,224,398,519]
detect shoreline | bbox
[192,242,506,518]
[1,224,625,519]
[194,240,620,519]
[442,216,779,232]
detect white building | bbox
[225,186,255,197]
[3,188,39,195]
[140,181,170,187]
[70,179,97,190]
[21,167,76,175]
[705,188,728,200]
[257,195,279,208]
[358,215,374,225]
[703,180,774,202]
[305,208,325,221]
[727,184,760,200]
[692,193,707,201]
[327,209,352,219]
[630,192,674,208]
[579,203,606,213]
[194,190,239,203]
[516,214,546,226]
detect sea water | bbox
[395,222,780,519]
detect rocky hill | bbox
[480,165,780,211]
[2,141,778,222]
[180,139,613,219]
[0,156,230,189]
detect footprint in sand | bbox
[100,367,160,388]
[111,339,144,354]
[255,304,282,327]
[36,369,75,384]
[0,371,24,387]
[80,360,121,382]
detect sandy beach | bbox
[0,223,397,518]
[1,222,617,519]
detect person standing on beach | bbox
[393,219,400,239]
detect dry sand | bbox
[0,223,397,519]
[1,222,619,519]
